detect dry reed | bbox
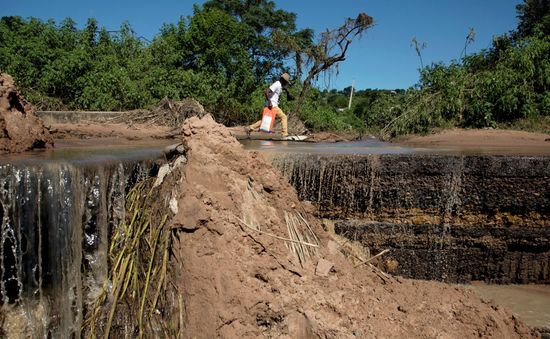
[284,211,319,266]
[84,178,176,338]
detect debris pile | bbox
[110,97,207,127]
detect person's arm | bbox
[283,87,294,101]
[265,87,273,108]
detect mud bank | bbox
[0,116,542,337]
[0,73,53,154]
[158,116,535,338]
[273,153,550,284]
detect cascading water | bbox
[272,153,550,284]
[0,157,157,337]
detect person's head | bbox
[280,72,290,85]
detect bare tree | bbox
[461,27,476,58]
[291,13,374,117]
[411,36,427,69]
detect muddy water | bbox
[467,283,550,328]
[240,139,425,154]
[0,138,172,165]
[240,138,550,156]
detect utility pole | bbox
[347,79,355,110]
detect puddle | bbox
[467,283,550,328]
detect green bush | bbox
[1,0,548,135]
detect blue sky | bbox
[2,0,522,90]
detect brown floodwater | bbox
[3,138,546,163]
[0,138,173,165]
[240,139,550,156]
[240,139,426,154]
[467,283,550,328]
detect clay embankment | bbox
[165,115,535,338]
[0,73,53,154]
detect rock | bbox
[315,258,334,277]
[173,155,187,168]
[154,163,172,188]
[384,259,399,273]
[169,197,179,214]
[0,73,53,154]
[397,305,409,313]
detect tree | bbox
[84,18,98,47]
[291,13,374,116]
[202,0,312,80]
[515,0,550,39]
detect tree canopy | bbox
[0,1,547,135]
[353,0,550,138]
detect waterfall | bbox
[0,159,155,337]
[273,153,550,284]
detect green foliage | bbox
[203,0,306,79]
[0,16,153,110]
[290,88,364,132]
[325,91,349,109]
[1,1,547,135]
[515,0,550,39]
[371,1,550,138]
[360,92,404,128]
[298,102,364,132]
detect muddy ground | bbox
[50,122,175,140]
[397,128,550,155]
[10,116,550,337]
[158,115,540,338]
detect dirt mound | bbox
[0,73,53,154]
[167,115,536,338]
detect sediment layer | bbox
[273,153,550,284]
[336,220,550,284]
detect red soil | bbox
[166,115,536,338]
[0,73,53,154]
[397,128,550,155]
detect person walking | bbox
[247,72,292,138]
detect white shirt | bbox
[268,80,283,107]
